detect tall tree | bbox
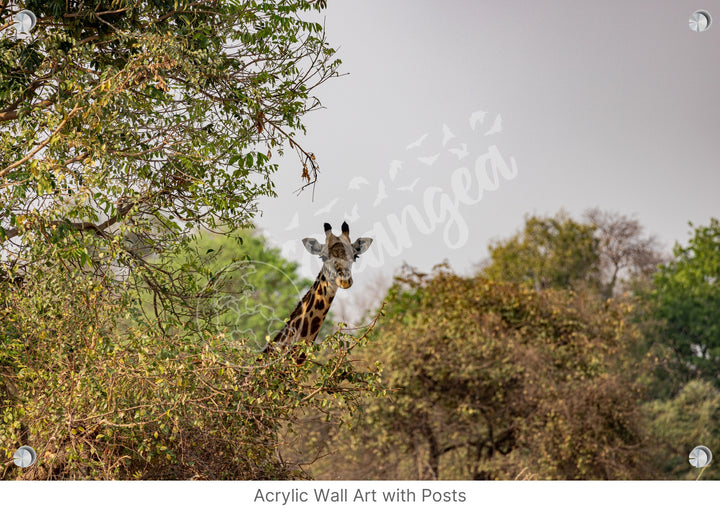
[481,210,665,298]
[305,265,651,480]
[584,208,665,297]
[648,218,720,389]
[482,211,600,291]
[0,1,385,480]
[0,0,335,315]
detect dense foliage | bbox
[173,229,317,350]
[482,210,664,297]
[0,255,381,479]
[305,265,650,480]
[645,380,720,480]
[482,212,600,291]
[299,214,720,481]
[0,1,386,480]
[1,0,334,310]
[1,1,717,481]
[648,219,720,389]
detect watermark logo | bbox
[282,109,519,278]
[195,259,306,366]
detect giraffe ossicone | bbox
[264,221,373,362]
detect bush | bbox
[302,264,652,480]
[0,263,381,479]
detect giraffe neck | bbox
[272,270,337,348]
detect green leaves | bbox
[2,1,339,314]
[0,224,381,479]
[315,266,647,480]
[0,0,362,481]
[482,212,600,292]
[645,380,720,479]
[649,218,720,388]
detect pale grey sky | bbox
[256,1,720,312]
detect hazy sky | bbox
[255,1,720,314]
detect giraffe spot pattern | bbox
[301,318,310,336]
[310,316,322,335]
[266,226,372,364]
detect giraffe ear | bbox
[352,237,373,256]
[302,238,324,255]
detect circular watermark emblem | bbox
[689,10,712,32]
[194,259,305,367]
[689,445,712,468]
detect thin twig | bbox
[0,104,81,179]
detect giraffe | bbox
[264,221,373,362]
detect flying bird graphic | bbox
[449,143,468,159]
[373,179,388,207]
[314,197,339,216]
[397,178,420,192]
[469,110,487,131]
[484,114,502,136]
[388,160,403,182]
[347,176,370,190]
[283,212,300,231]
[417,153,440,166]
[441,124,455,147]
[344,203,360,222]
[406,133,428,150]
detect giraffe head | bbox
[302,221,373,290]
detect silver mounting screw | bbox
[689,10,712,32]
[13,446,37,468]
[689,445,712,468]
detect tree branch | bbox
[0,99,53,123]
[1,188,144,243]
[0,104,81,179]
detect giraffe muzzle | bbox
[338,276,353,289]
